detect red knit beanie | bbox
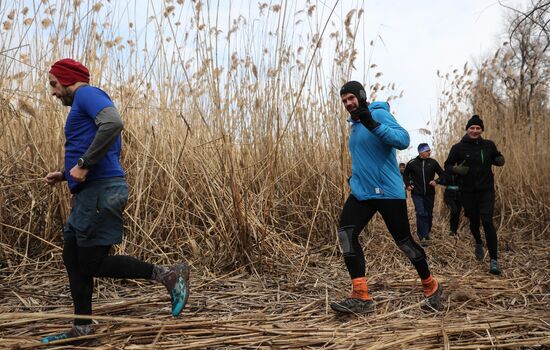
[49,58,90,86]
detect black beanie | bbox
[340,81,368,107]
[465,114,484,130]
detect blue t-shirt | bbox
[64,86,125,192]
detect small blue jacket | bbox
[348,101,410,200]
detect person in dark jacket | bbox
[330,81,442,314]
[444,114,505,275]
[403,143,444,245]
[436,172,462,236]
[399,162,406,175]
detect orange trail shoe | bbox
[331,277,375,314]
[331,298,375,314]
[421,276,443,311]
[350,277,372,300]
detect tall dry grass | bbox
[1,1,399,272]
[1,0,547,277]
[434,1,550,241]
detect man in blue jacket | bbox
[42,59,190,343]
[330,81,442,314]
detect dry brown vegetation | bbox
[1,1,549,349]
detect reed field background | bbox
[0,0,549,348]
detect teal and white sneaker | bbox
[158,263,190,317]
[489,259,501,275]
[41,324,95,344]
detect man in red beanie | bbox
[43,58,191,343]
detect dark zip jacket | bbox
[444,135,503,193]
[403,156,443,196]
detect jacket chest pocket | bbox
[463,152,474,165]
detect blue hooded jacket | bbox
[348,101,410,200]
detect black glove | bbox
[452,164,469,176]
[351,107,380,131]
[493,155,505,166]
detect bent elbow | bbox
[395,143,408,150]
[396,135,410,150]
[115,120,124,132]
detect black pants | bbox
[444,195,462,233]
[461,190,498,260]
[338,195,431,280]
[62,237,154,325]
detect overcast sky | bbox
[215,0,518,152]
[101,0,517,137]
[9,0,517,142]
[350,0,517,133]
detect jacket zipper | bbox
[422,160,426,195]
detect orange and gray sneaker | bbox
[331,277,375,314]
[421,275,442,311]
[330,298,375,314]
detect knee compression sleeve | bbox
[397,237,425,262]
[337,226,356,256]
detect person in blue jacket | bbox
[330,81,442,314]
[42,59,190,343]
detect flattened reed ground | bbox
[1,220,549,349]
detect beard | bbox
[58,86,74,106]
[60,95,73,106]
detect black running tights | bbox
[338,195,431,280]
[62,237,154,325]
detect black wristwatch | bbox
[77,157,87,168]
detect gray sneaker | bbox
[474,244,484,260]
[330,298,375,314]
[489,259,501,275]
[422,283,443,312]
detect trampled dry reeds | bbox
[0,0,549,349]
